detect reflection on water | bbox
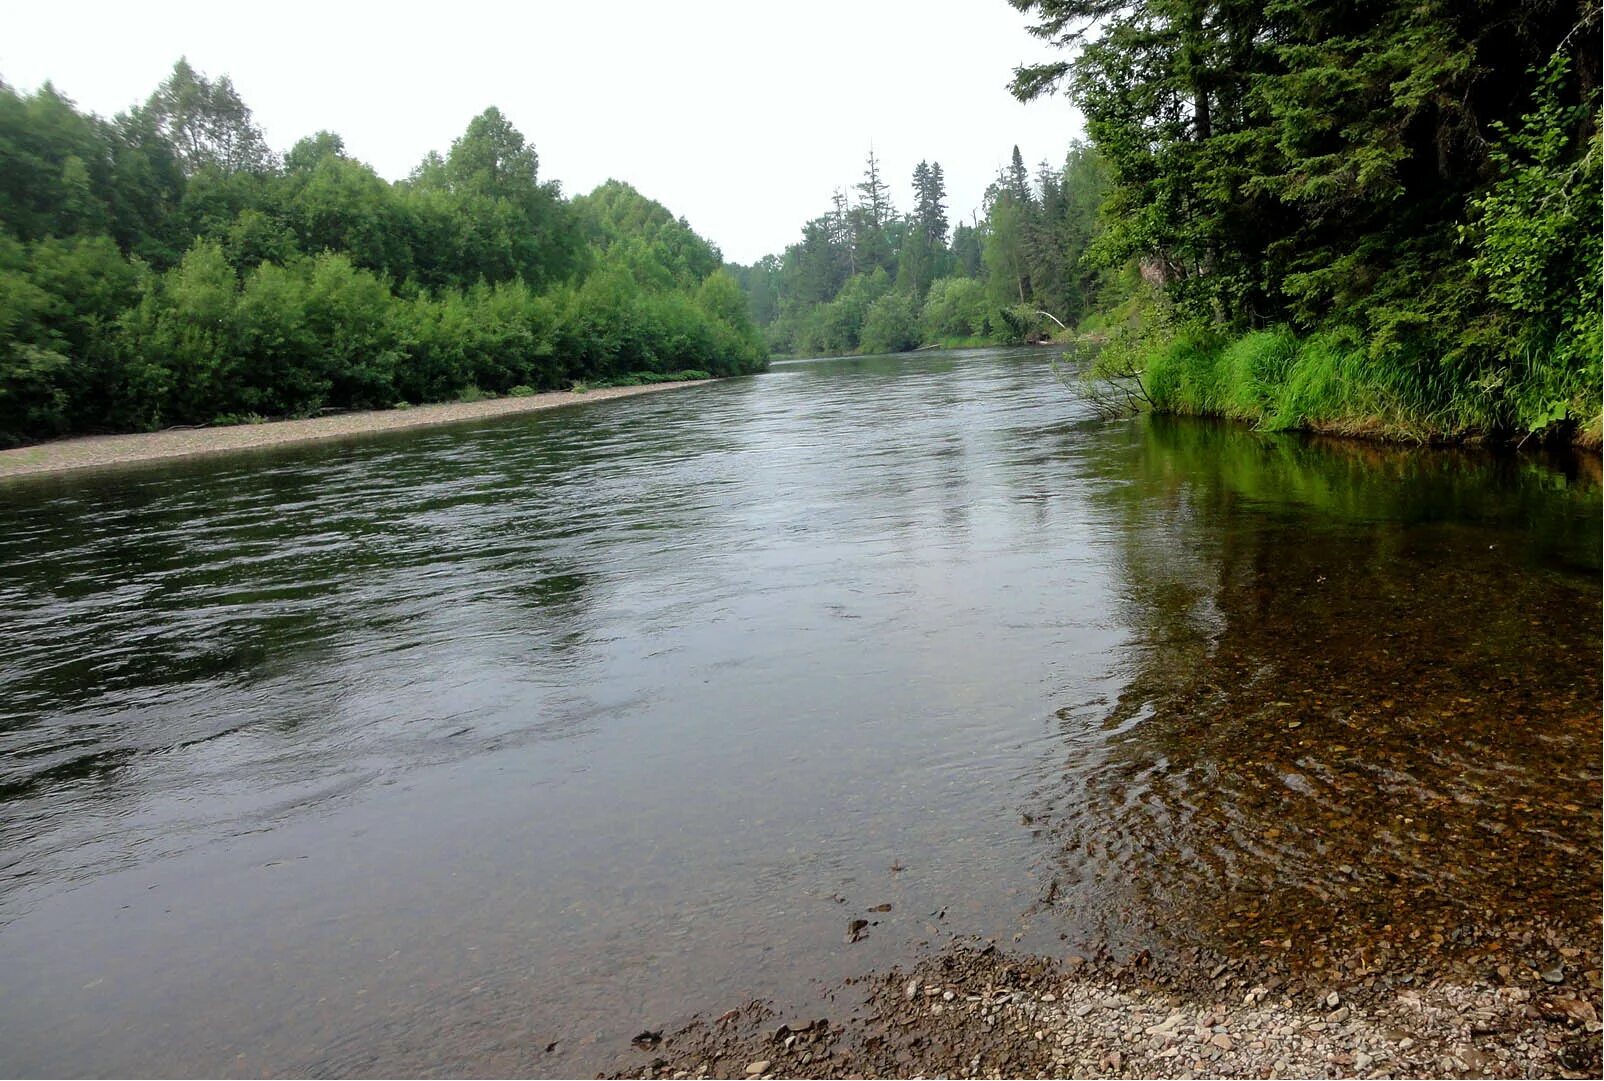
[1041,418,1601,976]
[0,352,1597,1076]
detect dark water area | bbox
[0,348,1597,1076]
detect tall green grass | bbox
[1124,322,1598,444]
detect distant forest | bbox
[0,60,765,446]
[727,142,1122,356]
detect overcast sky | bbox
[3,1,1084,264]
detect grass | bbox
[210,412,269,427]
[930,335,1003,349]
[590,370,712,388]
[569,370,713,394]
[1111,321,1599,445]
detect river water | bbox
[1,347,1597,1076]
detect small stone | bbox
[1327,1006,1350,1024]
[745,1060,770,1076]
[1542,966,1565,984]
[1559,1039,1594,1071]
[905,978,919,1000]
[1325,992,1340,1007]
[1210,1033,1233,1051]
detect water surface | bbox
[1,348,1597,1076]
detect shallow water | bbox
[0,348,1597,1076]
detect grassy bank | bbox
[1092,319,1602,447]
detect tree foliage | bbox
[729,140,1117,356]
[1010,0,1602,438]
[0,62,765,446]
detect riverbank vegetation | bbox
[0,62,765,447]
[1019,0,1603,444]
[732,1,1599,444]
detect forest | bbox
[4,1,1600,448]
[735,0,1601,443]
[0,61,766,447]
[727,143,1125,357]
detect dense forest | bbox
[737,0,1600,443]
[0,61,765,446]
[727,142,1126,357]
[1029,0,1602,442]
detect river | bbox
[1,347,1597,1076]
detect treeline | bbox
[729,143,1125,357]
[0,61,765,446]
[1011,0,1601,442]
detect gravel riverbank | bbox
[0,379,714,480]
[620,938,1601,1080]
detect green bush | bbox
[920,277,989,341]
[859,292,921,354]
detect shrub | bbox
[859,292,921,354]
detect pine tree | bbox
[854,148,893,228]
[1007,146,1029,202]
[912,160,949,247]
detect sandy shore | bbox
[0,380,714,481]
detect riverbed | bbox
[1,347,1597,1077]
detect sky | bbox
[2,1,1085,265]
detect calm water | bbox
[1,348,1598,1076]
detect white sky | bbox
[2,0,1084,264]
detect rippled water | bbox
[0,347,1597,1076]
